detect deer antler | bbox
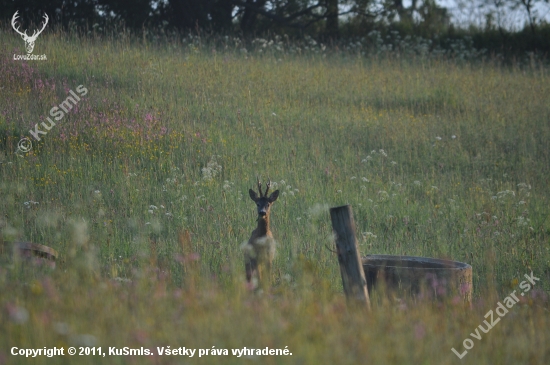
[257,176,263,197]
[29,13,48,40]
[11,11,28,38]
[264,178,271,197]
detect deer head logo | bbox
[11,11,49,54]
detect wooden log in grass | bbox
[0,240,58,266]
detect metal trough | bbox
[362,254,472,303]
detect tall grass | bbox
[1,28,549,364]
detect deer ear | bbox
[268,190,279,202]
[249,189,258,201]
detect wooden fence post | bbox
[330,205,370,309]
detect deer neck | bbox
[256,215,271,236]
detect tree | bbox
[512,0,549,35]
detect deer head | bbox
[12,11,49,54]
[249,177,279,218]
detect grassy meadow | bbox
[1,28,549,364]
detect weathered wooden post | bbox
[330,205,370,309]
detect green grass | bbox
[1,28,549,364]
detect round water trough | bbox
[362,255,472,303]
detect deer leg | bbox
[245,260,253,283]
[245,258,258,284]
[265,260,272,287]
[257,263,262,285]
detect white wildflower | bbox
[201,156,222,181]
[362,231,377,239]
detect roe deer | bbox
[242,177,279,288]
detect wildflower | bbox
[350,176,357,180]
[517,217,530,226]
[379,149,387,157]
[23,200,39,208]
[435,136,442,141]
[69,334,98,347]
[414,181,421,186]
[378,190,389,201]
[361,231,377,239]
[391,161,397,165]
[451,135,456,139]
[202,156,222,181]
[362,177,369,182]
[54,322,70,335]
[149,205,158,210]
[308,203,329,217]
[94,190,100,194]
[7,304,29,324]
[337,190,342,193]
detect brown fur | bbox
[243,179,279,287]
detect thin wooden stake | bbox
[330,205,370,309]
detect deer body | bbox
[243,178,279,287]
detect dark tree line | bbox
[0,0,451,36]
[2,0,549,57]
